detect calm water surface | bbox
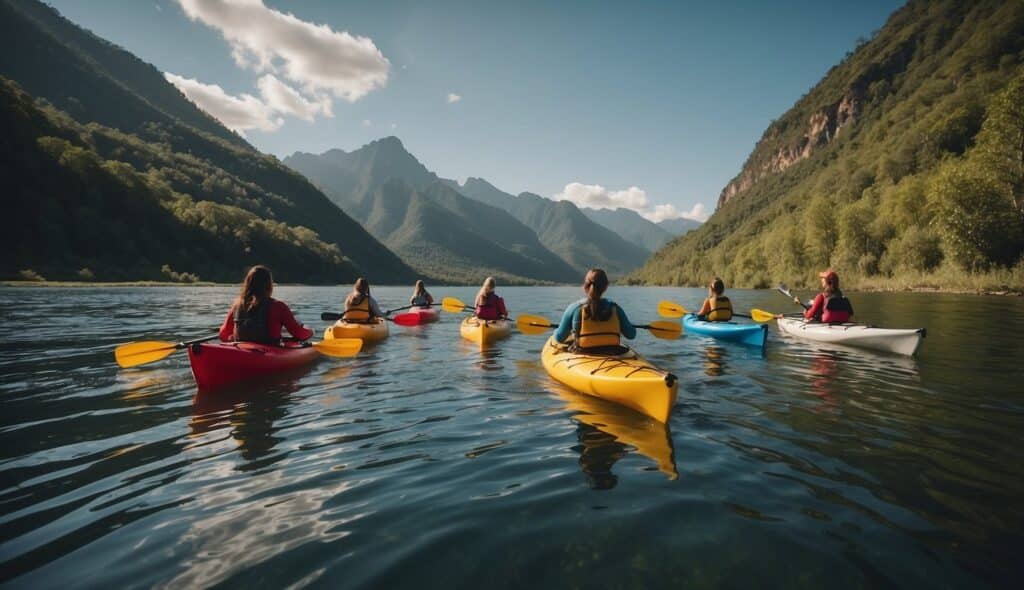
[1,286,1022,588]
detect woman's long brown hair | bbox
[413,279,427,297]
[236,265,273,313]
[583,268,609,318]
[824,274,841,296]
[349,277,370,305]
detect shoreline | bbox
[3,280,1021,295]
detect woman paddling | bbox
[218,265,313,344]
[344,278,384,322]
[798,269,854,323]
[474,276,507,320]
[696,277,733,321]
[410,280,434,308]
[554,268,636,352]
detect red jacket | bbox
[475,293,507,320]
[219,299,313,342]
[804,293,852,323]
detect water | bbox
[1,286,1022,588]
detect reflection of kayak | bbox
[553,383,677,479]
[776,317,925,356]
[409,306,439,324]
[460,316,511,346]
[325,318,389,342]
[541,337,678,423]
[187,341,319,389]
[683,313,767,348]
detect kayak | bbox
[408,306,439,324]
[541,337,678,423]
[187,340,319,389]
[460,316,511,346]
[324,317,389,343]
[776,317,925,356]
[683,313,768,348]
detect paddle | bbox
[385,302,435,315]
[515,314,682,340]
[658,299,753,320]
[320,311,422,326]
[115,334,220,368]
[114,334,361,368]
[778,283,809,310]
[441,296,472,313]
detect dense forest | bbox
[1,0,415,283]
[632,0,1024,291]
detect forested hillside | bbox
[1,0,415,283]
[632,0,1024,291]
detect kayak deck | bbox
[683,314,767,348]
[187,340,319,389]
[460,316,511,346]
[325,317,389,342]
[541,337,678,423]
[776,317,925,356]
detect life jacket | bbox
[575,301,621,350]
[234,299,274,343]
[822,292,853,323]
[475,293,502,320]
[411,293,431,307]
[705,295,733,322]
[344,295,372,321]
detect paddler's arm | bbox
[369,297,384,318]
[615,305,637,340]
[804,294,824,321]
[554,303,580,343]
[276,301,314,340]
[218,308,235,342]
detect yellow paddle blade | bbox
[516,314,556,335]
[114,340,178,368]
[442,296,468,313]
[657,300,687,318]
[312,338,362,358]
[644,320,683,340]
[750,309,777,323]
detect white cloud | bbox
[165,72,282,134]
[256,74,330,121]
[447,92,461,103]
[361,119,372,127]
[554,182,709,223]
[390,122,398,130]
[175,0,389,102]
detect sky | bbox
[46,0,903,223]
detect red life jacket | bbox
[475,293,503,320]
[822,292,853,323]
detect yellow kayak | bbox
[541,337,678,423]
[460,316,511,346]
[324,317,389,343]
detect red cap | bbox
[818,269,838,281]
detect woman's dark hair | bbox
[350,277,370,305]
[711,277,724,295]
[824,274,840,295]
[236,265,273,313]
[583,268,609,318]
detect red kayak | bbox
[407,306,439,324]
[187,341,319,389]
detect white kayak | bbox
[776,317,925,356]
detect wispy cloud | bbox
[554,182,708,222]
[446,92,462,103]
[361,119,372,127]
[164,73,281,135]
[169,0,388,132]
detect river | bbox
[1,286,1021,588]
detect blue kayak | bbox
[683,314,768,348]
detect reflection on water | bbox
[1,286,1022,588]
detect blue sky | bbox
[46,0,902,222]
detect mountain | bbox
[581,208,678,252]
[286,140,579,284]
[632,0,1024,289]
[452,178,652,276]
[1,0,415,283]
[657,217,703,236]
